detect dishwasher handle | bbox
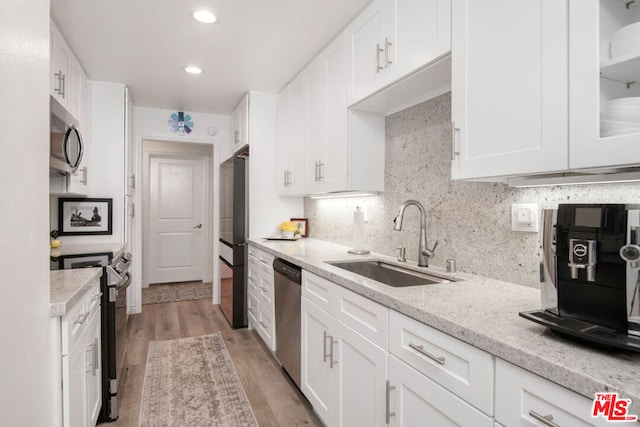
[273,258,302,284]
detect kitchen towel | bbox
[353,207,365,251]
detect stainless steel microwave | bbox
[50,96,83,174]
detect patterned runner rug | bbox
[139,333,258,427]
[142,281,213,305]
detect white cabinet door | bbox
[276,87,294,194]
[336,320,387,427]
[289,74,307,193]
[305,54,328,192]
[392,0,451,79]
[302,297,336,426]
[84,310,102,427]
[451,0,569,180]
[323,33,349,193]
[569,0,640,169]
[63,342,85,427]
[347,0,391,104]
[232,95,249,151]
[50,23,70,107]
[388,355,493,427]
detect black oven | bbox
[51,249,133,422]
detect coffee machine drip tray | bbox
[520,310,640,352]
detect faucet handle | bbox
[395,247,407,262]
[422,240,439,258]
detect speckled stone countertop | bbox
[248,237,640,414]
[50,268,103,317]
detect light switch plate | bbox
[511,203,539,232]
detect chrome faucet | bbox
[393,199,438,267]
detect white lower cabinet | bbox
[247,246,276,351]
[302,271,388,426]
[53,275,102,427]
[387,355,492,427]
[495,359,610,427]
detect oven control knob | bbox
[620,244,640,269]
[122,252,132,262]
[115,262,127,273]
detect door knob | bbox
[193,223,202,229]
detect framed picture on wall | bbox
[58,198,113,236]
[291,218,309,238]
[58,252,113,269]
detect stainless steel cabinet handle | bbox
[329,336,338,368]
[193,223,202,229]
[385,380,396,424]
[234,129,240,144]
[376,43,384,73]
[74,311,90,325]
[93,338,99,376]
[260,286,269,292]
[54,70,64,95]
[409,343,445,365]
[60,73,66,98]
[259,320,267,329]
[317,161,324,182]
[79,167,88,185]
[384,37,393,68]
[451,121,460,161]
[529,410,561,427]
[323,331,329,362]
[248,307,257,316]
[85,343,94,373]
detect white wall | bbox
[131,106,231,311]
[0,0,55,424]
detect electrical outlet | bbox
[511,203,539,232]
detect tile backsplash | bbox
[304,92,640,288]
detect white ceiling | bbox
[51,0,371,114]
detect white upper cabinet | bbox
[231,94,249,152]
[570,0,640,169]
[347,0,451,106]
[451,0,569,180]
[277,31,385,196]
[50,21,85,122]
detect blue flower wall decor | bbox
[168,112,194,135]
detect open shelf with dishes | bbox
[598,0,640,139]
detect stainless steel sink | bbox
[327,260,452,287]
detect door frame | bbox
[141,139,214,291]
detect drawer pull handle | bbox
[260,286,269,292]
[74,311,90,325]
[259,320,268,329]
[529,410,560,427]
[248,308,256,316]
[408,343,445,365]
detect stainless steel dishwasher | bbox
[273,258,302,389]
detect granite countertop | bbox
[50,268,103,317]
[248,237,640,414]
[49,242,125,317]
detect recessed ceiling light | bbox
[193,10,217,24]
[183,66,203,74]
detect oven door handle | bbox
[116,272,132,290]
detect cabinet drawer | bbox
[333,283,388,349]
[247,291,259,329]
[389,310,494,415]
[256,303,276,351]
[258,268,275,310]
[302,270,332,312]
[302,270,388,348]
[257,251,275,273]
[247,261,259,295]
[61,278,100,355]
[495,359,611,427]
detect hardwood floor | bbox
[107,299,322,427]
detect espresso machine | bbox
[520,204,640,351]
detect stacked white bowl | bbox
[601,97,640,137]
[611,21,640,58]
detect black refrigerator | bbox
[219,148,249,328]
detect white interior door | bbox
[147,156,204,284]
